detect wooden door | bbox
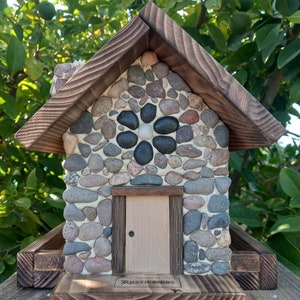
[125,195,170,274]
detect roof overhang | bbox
[15,3,285,154]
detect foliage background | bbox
[0,0,300,282]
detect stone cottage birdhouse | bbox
[16,3,284,299]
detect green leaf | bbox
[288,10,300,23]
[290,79,300,103]
[290,195,300,208]
[6,36,26,75]
[261,31,285,63]
[14,197,32,209]
[0,92,19,120]
[20,207,43,226]
[256,24,281,51]
[206,23,226,51]
[275,0,299,17]
[278,39,300,69]
[279,168,300,197]
[205,0,222,10]
[230,203,263,227]
[26,168,38,189]
[40,212,64,228]
[0,262,5,275]
[269,215,300,235]
[4,254,16,265]
[25,57,45,81]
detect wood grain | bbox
[139,3,285,151]
[50,273,245,299]
[112,186,183,196]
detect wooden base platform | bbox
[50,273,246,299]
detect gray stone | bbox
[79,222,103,241]
[176,125,193,144]
[183,196,205,210]
[94,115,107,130]
[63,241,91,255]
[183,171,201,180]
[83,133,102,145]
[206,248,232,261]
[190,230,216,248]
[159,99,180,115]
[109,172,131,186]
[101,119,116,140]
[64,154,87,172]
[183,210,202,235]
[64,203,85,221]
[121,150,134,160]
[79,174,108,188]
[145,165,158,175]
[201,109,219,128]
[83,206,97,221]
[94,237,112,257]
[114,98,127,110]
[214,167,229,176]
[201,213,209,229]
[93,141,108,152]
[208,195,229,213]
[91,96,112,116]
[145,69,155,81]
[207,213,231,230]
[70,112,93,134]
[78,251,91,260]
[211,262,231,275]
[184,178,214,194]
[103,143,122,157]
[209,149,230,166]
[127,65,146,85]
[108,78,128,98]
[176,145,202,158]
[78,143,91,158]
[167,72,191,92]
[199,249,206,260]
[215,125,229,147]
[184,240,198,263]
[194,136,217,149]
[127,160,143,176]
[179,94,189,109]
[146,80,166,98]
[200,167,214,178]
[85,257,112,274]
[103,227,112,238]
[188,94,204,110]
[165,171,182,185]
[64,172,80,186]
[97,199,112,226]
[104,158,123,173]
[128,85,145,98]
[152,62,169,79]
[63,187,98,203]
[215,177,231,194]
[63,221,79,241]
[64,255,84,273]
[97,186,112,197]
[128,98,141,113]
[184,262,210,274]
[168,155,182,169]
[131,174,163,186]
[88,154,104,172]
[167,88,178,98]
[154,153,168,169]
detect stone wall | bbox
[61,51,231,276]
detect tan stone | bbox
[188,93,204,110]
[63,132,78,155]
[107,78,128,98]
[141,51,159,67]
[217,228,231,247]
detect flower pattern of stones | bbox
[116,107,179,165]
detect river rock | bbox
[206,248,232,261]
[201,109,219,128]
[64,154,87,172]
[215,177,231,194]
[131,174,163,186]
[154,116,179,134]
[94,237,111,257]
[63,187,98,203]
[83,133,102,145]
[128,85,145,98]
[128,98,140,113]
[63,132,77,155]
[134,141,153,165]
[183,210,202,235]
[94,115,107,130]
[184,262,210,274]
[88,154,104,172]
[217,228,231,247]
[64,255,84,273]
[101,119,116,140]
[179,109,199,125]
[141,51,158,67]
[64,172,80,186]
[127,65,146,85]
[165,171,182,185]
[184,178,214,194]
[168,155,182,169]
[211,262,231,275]
[141,103,156,123]
[159,99,180,115]
[167,72,191,92]
[63,241,91,255]
[127,160,143,176]
[70,112,93,134]
[183,196,205,210]
[104,158,123,173]
[107,78,128,98]
[109,172,131,186]
[103,143,122,157]
[78,143,91,158]
[209,149,230,166]
[184,240,198,263]
[214,125,229,147]
[154,153,168,169]
[152,62,169,79]
[188,94,203,110]
[97,199,112,226]
[64,203,85,221]
[183,159,206,170]
[190,230,216,248]
[176,125,193,143]
[97,186,112,197]
[167,88,178,98]
[146,80,166,98]
[153,136,176,154]
[116,131,138,149]
[79,174,108,187]
[207,213,231,230]
[85,257,111,274]
[91,96,112,116]
[79,222,103,241]
[83,206,97,221]
[63,221,79,241]
[183,171,201,180]
[176,145,202,158]
[117,111,139,130]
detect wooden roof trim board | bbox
[15,16,150,154]
[139,3,285,150]
[15,3,285,154]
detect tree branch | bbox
[196,1,207,30]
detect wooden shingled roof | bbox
[15,3,285,154]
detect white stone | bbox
[138,124,153,140]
